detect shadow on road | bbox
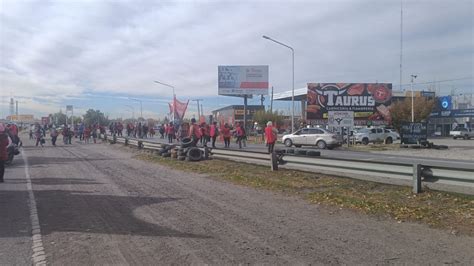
[34,190,210,239]
[0,190,210,239]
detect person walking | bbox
[83,126,91,144]
[222,123,231,148]
[235,122,244,149]
[92,125,98,144]
[265,121,278,153]
[210,122,218,148]
[0,123,12,183]
[34,124,43,147]
[50,126,58,146]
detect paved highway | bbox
[1,139,473,264]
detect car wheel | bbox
[385,137,393,144]
[284,139,293,147]
[464,135,469,140]
[453,136,457,139]
[362,138,369,145]
[316,140,327,149]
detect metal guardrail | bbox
[100,134,474,195]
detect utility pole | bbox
[270,86,274,113]
[192,99,203,119]
[410,74,417,122]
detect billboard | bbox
[437,96,452,111]
[6,114,34,121]
[307,83,392,123]
[218,65,269,96]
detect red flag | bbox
[169,96,189,120]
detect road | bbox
[1,139,473,264]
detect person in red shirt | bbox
[221,123,231,148]
[166,122,175,143]
[235,122,244,149]
[188,118,202,146]
[265,121,278,153]
[0,123,12,183]
[209,122,219,148]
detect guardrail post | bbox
[413,163,422,194]
[270,151,278,171]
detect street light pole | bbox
[192,99,203,119]
[128,98,143,119]
[125,105,135,119]
[410,74,417,122]
[154,80,176,121]
[263,35,295,132]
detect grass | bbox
[134,150,474,236]
[344,143,402,152]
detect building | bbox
[212,105,264,126]
[429,94,474,136]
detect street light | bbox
[410,74,417,122]
[128,98,143,119]
[263,35,295,132]
[125,105,135,119]
[154,80,176,121]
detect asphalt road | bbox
[1,139,473,264]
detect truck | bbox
[450,127,474,140]
[352,127,397,145]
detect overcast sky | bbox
[1,0,473,119]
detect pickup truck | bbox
[353,127,397,145]
[450,127,474,140]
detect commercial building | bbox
[212,105,264,126]
[429,94,474,136]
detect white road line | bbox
[22,149,47,266]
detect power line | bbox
[395,76,472,87]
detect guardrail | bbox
[100,134,474,195]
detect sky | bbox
[0,0,473,120]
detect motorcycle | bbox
[5,143,20,165]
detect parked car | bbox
[450,127,474,140]
[353,127,395,145]
[282,127,342,149]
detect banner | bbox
[218,65,269,95]
[307,83,392,123]
[400,122,427,144]
[328,111,354,127]
[169,96,189,121]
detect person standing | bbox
[188,118,202,146]
[265,121,278,153]
[210,122,218,148]
[83,126,91,144]
[166,122,175,143]
[0,123,12,183]
[222,123,231,148]
[50,126,58,146]
[34,124,43,147]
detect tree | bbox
[390,97,435,131]
[49,112,67,126]
[252,110,284,128]
[82,109,109,126]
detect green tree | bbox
[50,112,67,126]
[82,109,109,126]
[390,97,435,131]
[252,110,284,128]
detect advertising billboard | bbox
[437,96,452,111]
[218,65,269,96]
[307,83,392,123]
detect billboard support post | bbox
[243,95,248,131]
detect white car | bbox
[353,128,396,145]
[282,128,342,149]
[385,129,400,140]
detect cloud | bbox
[0,0,472,118]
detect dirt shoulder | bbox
[134,148,474,236]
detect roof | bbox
[273,87,308,101]
[212,105,265,113]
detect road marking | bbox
[22,149,47,266]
